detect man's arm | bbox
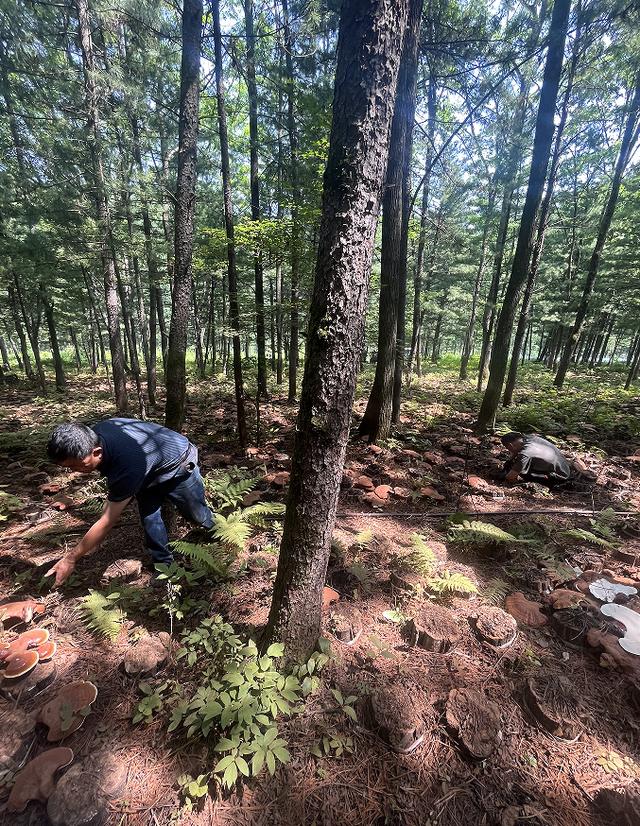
[46,498,131,586]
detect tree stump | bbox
[522,676,582,741]
[473,606,517,648]
[405,605,460,653]
[124,633,171,676]
[328,605,362,645]
[364,681,431,753]
[445,687,502,759]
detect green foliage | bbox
[346,562,374,592]
[402,533,437,575]
[171,540,233,577]
[177,773,209,811]
[382,608,408,624]
[79,590,126,640]
[205,473,256,510]
[562,527,616,549]
[133,681,170,725]
[329,688,358,722]
[310,731,354,759]
[428,569,478,598]
[242,501,286,528]
[482,578,511,606]
[0,490,24,521]
[352,529,374,548]
[447,517,533,545]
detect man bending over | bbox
[499,431,572,486]
[45,419,213,586]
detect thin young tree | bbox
[359,0,422,442]
[554,72,640,389]
[213,0,248,446]
[263,0,409,658]
[477,0,572,431]
[244,0,268,398]
[165,0,203,431]
[76,0,128,412]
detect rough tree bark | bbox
[75,0,128,412]
[164,0,202,431]
[263,0,408,658]
[392,0,424,422]
[39,284,66,392]
[281,0,301,403]
[8,286,33,379]
[503,9,582,405]
[554,74,640,389]
[213,0,248,446]
[359,0,422,442]
[244,0,268,397]
[477,0,571,431]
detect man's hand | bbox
[45,556,76,587]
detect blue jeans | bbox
[136,466,213,564]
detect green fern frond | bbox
[353,529,374,547]
[212,512,252,550]
[448,519,533,545]
[242,501,286,528]
[429,570,478,596]
[205,474,257,509]
[562,528,616,549]
[80,589,125,641]
[483,578,510,606]
[403,533,437,575]
[171,540,232,577]
[347,562,374,591]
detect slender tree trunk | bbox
[478,0,571,431]
[407,62,435,377]
[40,284,66,391]
[14,274,45,391]
[460,184,496,379]
[359,0,422,442]
[555,76,640,389]
[625,328,640,390]
[281,0,301,403]
[392,0,424,421]
[430,290,447,363]
[269,277,276,372]
[213,0,247,446]
[263,0,408,658]
[69,328,82,370]
[503,14,582,405]
[76,0,128,412]
[164,0,203,431]
[8,286,33,379]
[244,0,268,397]
[0,336,9,369]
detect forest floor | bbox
[1,361,640,826]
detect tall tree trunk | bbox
[503,13,582,405]
[555,75,640,389]
[14,273,45,391]
[460,184,496,379]
[625,329,640,390]
[281,0,301,403]
[69,328,82,370]
[407,61,435,377]
[244,0,268,397]
[263,0,408,658]
[213,0,247,446]
[75,0,128,412]
[359,0,422,442]
[8,286,33,379]
[478,0,571,431]
[392,0,424,422]
[164,0,202,431]
[39,284,66,392]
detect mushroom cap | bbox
[1,628,50,661]
[38,680,98,741]
[36,641,57,662]
[0,600,46,625]
[7,747,74,812]
[3,649,40,679]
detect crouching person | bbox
[499,431,572,486]
[45,419,213,586]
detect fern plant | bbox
[80,590,126,640]
[205,473,257,509]
[171,540,233,578]
[212,503,286,551]
[483,578,511,606]
[402,533,437,575]
[561,528,617,549]
[428,570,478,598]
[448,518,534,545]
[242,502,285,528]
[352,529,374,548]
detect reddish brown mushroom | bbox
[7,747,74,812]
[505,592,548,628]
[36,641,57,662]
[0,600,45,626]
[1,628,50,661]
[38,680,98,741]
[3,650,39,679]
